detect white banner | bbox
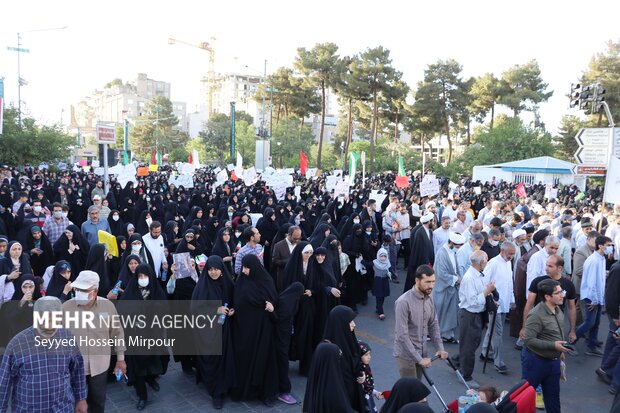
[334,180,350,197]
[604,156,620,204]
[420,175,440,197]
[169,174,194,188]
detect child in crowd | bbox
[371,248,391,320]
[359,341,383,413]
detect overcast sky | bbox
[1,0,618,134]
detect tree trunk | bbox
[444,117,452,164]
[344,98,353,168]
[490,104,495,130]
[370,85,378,173]
[466,117,471,146]
[317,81,326,169]
[394,109,399,143]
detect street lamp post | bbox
[7,26,67,126]
[340,142,345,171]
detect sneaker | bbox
[495,365,509,374]
[465,378,480,389]
[536,392,544,409]
[278,393,297,405]
[597,368,612,385]
[585,348,604,357]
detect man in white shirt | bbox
[433,216,451,255]
[455,250,495,389]
[142,221,166,278]
[526,235,560,290]
[452,210,468,234]
[480,242,516,373]
[456,233,484,277]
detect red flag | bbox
[395,176,409,188]
[188,151,193,164]
[151,148,157,165]
[231,170,238,181]
[300,151,308,175]
[516,182,526,198]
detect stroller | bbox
[421,357,536,413]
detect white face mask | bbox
[145,218,153,226]
[112,215,120,221]
[53,211,63,219]
[138,278,149,288]
[74,290,90,302]
[235,232,241,238]
[605,245,614,255]
[489,240,499,247]
[131,244,141,252]
[62,212,68,218]
[34,206,42,213]
[353,219,360,224]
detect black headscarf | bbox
[118,254,142,287]
[308,223,331,248]
[380,377,431,413]
[85,243,111,297]
[302,342,357,413]
[282,242,316,291]
[255,208,279,244]
[106,210,124,237]
[53,223,90,264]
[120,263,166,301]
[192,256,234,303]
[0,241,32,292]
[322,305,364,411]
[45,260,73,299]
[11,274,42,301]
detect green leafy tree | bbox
[332,55,371,165]
[553,115,584,161]
[468,73,507,130]
[580,40,620,126]
[412,59,466,164]
[271,117,314,168]
[0,107,73,166]
[349,47,402,172]
[168,146,189,163]
[200,113,231,162]
[455,117,554,173]
[294,42,341,168]
[129,96,188,157]
[499,60,553,117]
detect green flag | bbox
[157,151,162,166]
[123,151,129,166]
[398,155,405,176]
[349,152,360,183]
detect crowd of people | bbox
[0,163,618,413]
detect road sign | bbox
[6,46,29,53]
[574,128,612,165]
[572,165,606,176]
[96,123,116,144]
[574,146,609,165]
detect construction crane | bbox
[168,36,217,115]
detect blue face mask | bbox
[366,231,372,236]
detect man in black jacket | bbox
[597,261,620,394]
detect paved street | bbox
[104,267,616,413]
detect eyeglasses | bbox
[553,290,567,297]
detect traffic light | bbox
[569,83,581,108]
[594,87,606,112]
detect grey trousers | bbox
[458,309,483,379]
[481,312,506,368]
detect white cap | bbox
[71,270,100,290]
[420,213,434,224]
[449,232,466,245]
[512,229,526,239]
[425,201,436,209]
